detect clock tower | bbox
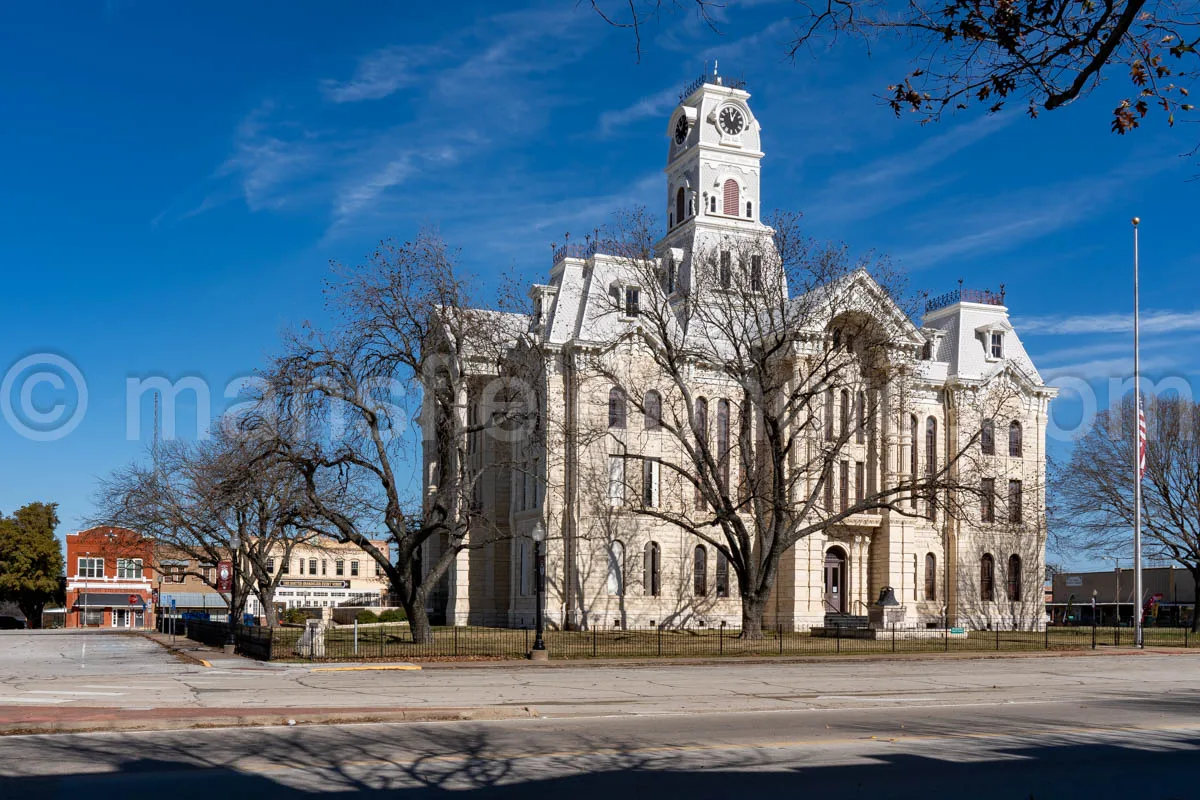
[657,70,774,296]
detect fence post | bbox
[719,621,724,656]
[1186,627,1189,648]
[592,625,597,658]
[454,626,459,657]
[892,625,896,654]
[657,624,663,657]
[836,625,841,654]
[778,624,783,654]
[944,624,949,652]
[354,619,359,657]
[1115,626,1120,647]
[1092,621,1096,649]
[996,627,1000,651]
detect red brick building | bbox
[65,526,155,628]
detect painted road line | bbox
[25,690,127,697]
[0,697,73,704]
[310,665,422,672]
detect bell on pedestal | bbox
[876,586,899,607]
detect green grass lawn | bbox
[258,622,1197,662]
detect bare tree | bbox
[588,1,1198,145]
[94,428,311,627]
[1054,395,1200,631]
[244,229,524,643]
[575,208,1002,637]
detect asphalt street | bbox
[2,632,1199,798]
[1,693,1199,799]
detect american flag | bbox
[1137,396,1147,481]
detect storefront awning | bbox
[75,592,145,608]
[161,592,227,610]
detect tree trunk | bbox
[404,594,432,644]
[258,584,278,627]
[18,598,45,630]
[739,594,768,639]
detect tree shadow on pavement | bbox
[4,722,1199,800]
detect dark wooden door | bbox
[824,549,846,613]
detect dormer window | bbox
[624,287,640,317]
[990,332,1004,359]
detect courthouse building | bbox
[430,75,1055,632]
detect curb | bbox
[411,645,1198,670]
[137,632,211,668]
[0,706,538,737]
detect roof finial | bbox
[714,59,718,77]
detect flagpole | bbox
[1132,216,1144,649]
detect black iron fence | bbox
[154,620,1197,662]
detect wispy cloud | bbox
[894,150,1179,269]
[178,7,597,238]
[320,45,444,103]
[1042,354,1177,382]
[598,86,680,137]
[808,114,1013,225]
[1017,309,1200,336]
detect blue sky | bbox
[1,1,1196,568]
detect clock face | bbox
[674,115,689,144]
[219,566,230,579]
[718,106,745,136]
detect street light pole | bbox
[225,533,240,651]
[530,521,548,661]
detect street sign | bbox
[170,598,177,612]
[128,593,138,606]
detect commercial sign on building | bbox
[280,579,351,589]
[1065,576,1083,587]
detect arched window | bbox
[709,195,717,213]
[675,187,686,226]
[908,415,919,508]
[694,397,708,447]
[924,553,936,601]
[694,397,709,509]
[925,416,937,475]
[722,179,739,215]
[608,387,626,429]
[909,415,919,474]
[856,391,866,444]
[980,554,995,601]
[644,390,662,430]
[825,389,835,442]
[981,418,995,455]
[693,545,707,596]
[1007,554,1022,601]
[715,551,729,597]
[717,399,731,492]
[643,541,661,597]
[926,416,938,519]
[607,541,625,596]
[745,200,753,218]
[1009,420,1023,457]
[840,390,851,438]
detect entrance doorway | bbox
[824,547,848,613]
[112,609,132,628]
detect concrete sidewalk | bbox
[5,630,1200,737]
[0,703,536,736]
